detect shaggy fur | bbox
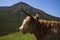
[19,7,60,40]
[19,15,60,40]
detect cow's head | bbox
[19,13,39,34]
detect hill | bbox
[0,2,60,36]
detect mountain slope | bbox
[19,2,60,21]
[0,2,60,36]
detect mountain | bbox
[0,2,60,36]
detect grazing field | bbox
[0,32,36,40]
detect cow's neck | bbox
[33,21,43,40]
[33,21,47,40]
[34,31,42,40]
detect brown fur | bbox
[19,16,60,40]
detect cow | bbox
[19,8,60,40]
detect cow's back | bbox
[37,20,60,40]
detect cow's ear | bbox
[34,13,39,21]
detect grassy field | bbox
[0,32,36,40]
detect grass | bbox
[0,32,36,40]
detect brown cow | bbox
[19,8,60,40]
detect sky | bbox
[0,0,60,18]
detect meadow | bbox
[0,32,36,40]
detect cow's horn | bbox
[21,5,32,17]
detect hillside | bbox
[0,2,60,36]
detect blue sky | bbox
[0,0,60,18]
